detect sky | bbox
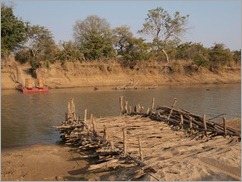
[3,0,241,50]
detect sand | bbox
[1,116,241,181]
[1,144,88,181]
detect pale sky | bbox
[3,0,242,50]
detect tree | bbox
[232,50,241,65]
[208,43,234,71]
[112,25,133,56]
[73,15,115,60]
[16,25,58,69]
[176,42,210,67]
[138,7,189,63]
[57,41,84,65]
[1,3,28,58]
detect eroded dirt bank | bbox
[1,59,240,89]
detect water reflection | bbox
[1,84,240,148]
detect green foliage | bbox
[122,37,151,61]
[208,44,233,66]
[15,25,58,69]
[232,50,241,64]
[80,34,116,60]
[73,15,115,60]
[112,25,133,56]
[176,42,210,67]
[1,3,28,58]
[57,41,84,65]
[138,7,189,62]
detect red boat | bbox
[16,85,48,93]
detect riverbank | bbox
[2,116,240,181]
[1,59,240,89]
[1,144,88,181]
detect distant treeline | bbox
[1,3,241,72]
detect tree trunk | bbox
[162,49,169,63]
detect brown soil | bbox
[1,58,240,89]
[1,144,89,181]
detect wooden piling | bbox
[151,97,155,112]
[167,98,177,122]
[119,96,124,114]
[103,125,107,141]
[67,101,71,118]
[223,117,227,136]
[90,114,95,131]
[138,137,143,161]
[110,141,114,150]
[129,106,132,114]
[137,104,141,113]
[122,128,127,156]
[180,114,184,129]
[124,101,128,114]
[70,98,76,119]
[84,109,87,123]
[189,117,193,134]
[203,114,207,136]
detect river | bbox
[1,84,240,149]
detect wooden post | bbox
[67,101,71,118]
[122,128,127,156]
[151,97,155,112]
[124,101,128,114]
[180,114,184,129]
[129,106,132,114]
[189,117,193,134]
[119,96,124,114]
[84,109,87,123]
[137,104,141,113]
[103,125,108,141]
[70,98,75,119]
[90,114,95,131]
[203,114,207,137]
[110,141,114,150]
[223,117,227,136]
[138,137,143,161]
[167,98,177,122]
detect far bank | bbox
[1,59,240,90]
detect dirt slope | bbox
[1,59,240,89]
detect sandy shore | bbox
[1,144,89,181]
[1,117,241,181]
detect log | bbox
[88,159,119,171]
